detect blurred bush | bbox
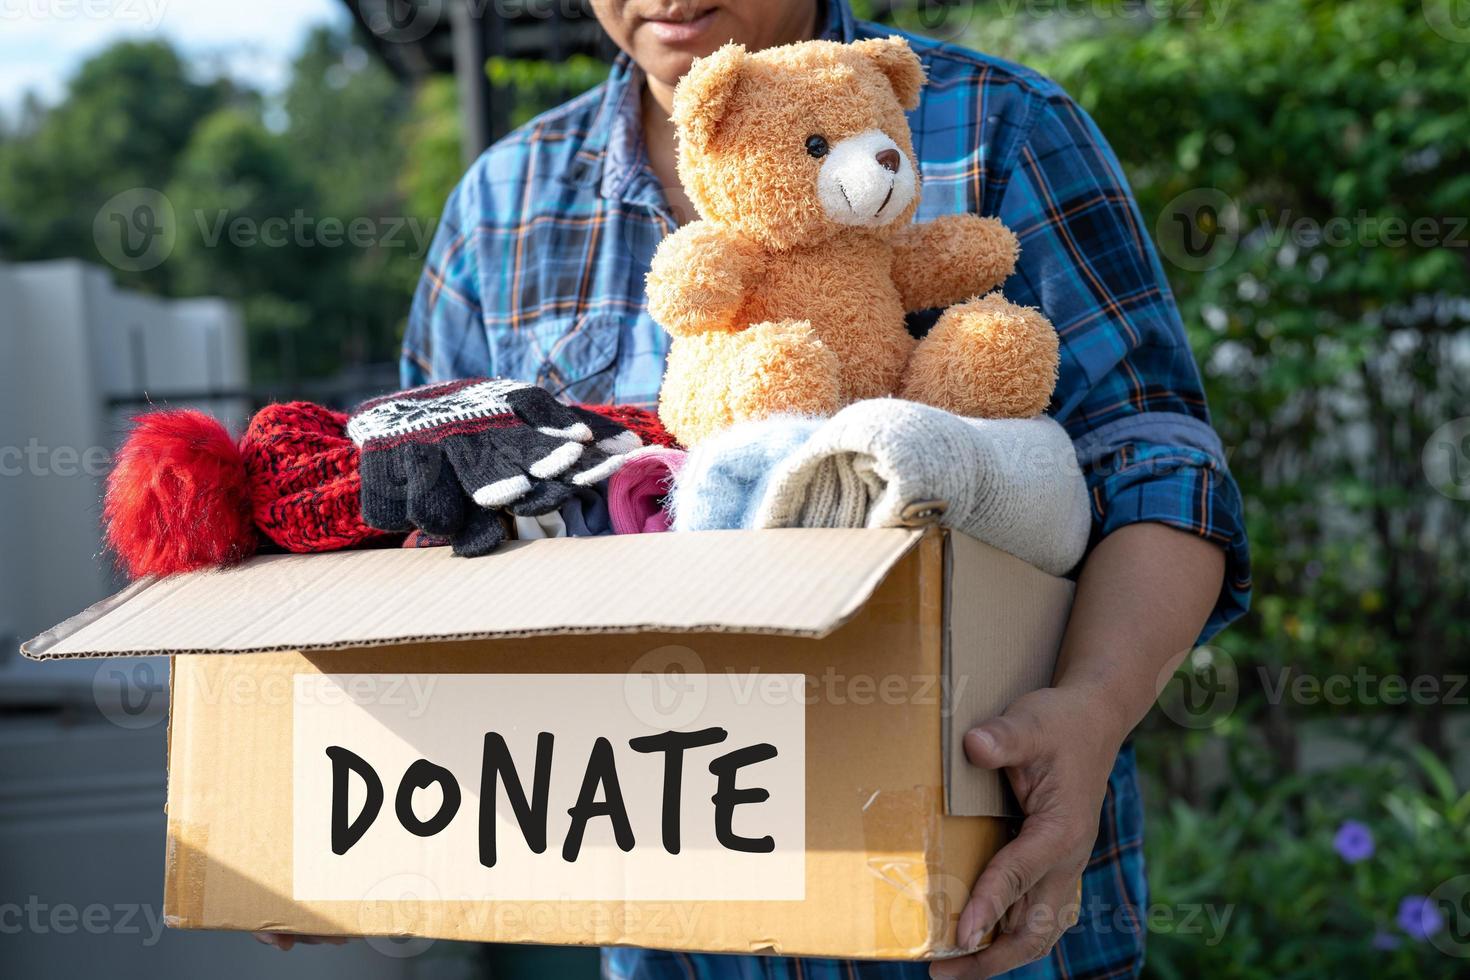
[938,0,1469,971]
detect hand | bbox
[930,685,1125,979]
[252,932,349,951]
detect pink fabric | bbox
[608,446,687,534]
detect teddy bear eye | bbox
[805,135,829,159]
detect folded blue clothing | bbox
[668,416,822,532]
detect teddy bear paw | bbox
[900,293,1059,418]
[728,320,843,423]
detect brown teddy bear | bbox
[647,37,1060,446]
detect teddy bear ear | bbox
[852,36,925,111]
[672,43,747,150]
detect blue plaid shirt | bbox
[406,2,1250,976]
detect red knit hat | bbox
[104,403,391,579]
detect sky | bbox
[0,0,350,117]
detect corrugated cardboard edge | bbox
[162,657,202,929]
[21,530,928,660]
[20,574,157,660]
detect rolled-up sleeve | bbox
[996,89,1250,641]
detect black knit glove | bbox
[348,378,638,556]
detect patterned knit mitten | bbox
[348,378,638,556]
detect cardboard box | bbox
[23,527,1073,959]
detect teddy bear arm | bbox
[646,221,760,336]
[890,214,1021,312]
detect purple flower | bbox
[1396,896,1445,941]
[1371,929,1401,951]
[1333,820,1375,863]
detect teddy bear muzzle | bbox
[815,128,917,227]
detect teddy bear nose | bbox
[875,149,901,173]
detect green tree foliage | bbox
[278,26,426,378]
[398,76,464,222]
[0,27,421,383]
[165,108,333,380]
[0,40,242,290]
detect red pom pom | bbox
[104,410,258,579]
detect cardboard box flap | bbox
[22,528,926,660]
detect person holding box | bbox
[263,2,1250,977]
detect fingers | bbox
[486,425,587,480]
[359,443,464,535]
[451,507,509,558]
[570,404,644,454]
[403,445,466,537]
[956,814,1083,947]
[357,450,411,531]
[444,441,536,508]
[562,443,631,486]
[504,384,594,442]
[964,711,1043,771]
[252,932,350,951]
[506,479,574,518]
[959,871,1080,978]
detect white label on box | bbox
[292,672,805,901]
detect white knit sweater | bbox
[753,399,1091,576]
